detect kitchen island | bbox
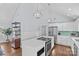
[22,38,45,56]
[21,36,54,56]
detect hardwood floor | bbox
[0,42,22,56]
[0,43,73,56]
[51,44,73,56]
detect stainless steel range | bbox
[37,37,51,56]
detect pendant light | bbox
[47,3,53,23]
[33,4,42,19]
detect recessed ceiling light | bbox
[65,13,70,16]
[48,3,51,6]
[68,8,72,11]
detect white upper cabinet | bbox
[78,24,79,31]
[50,23,63,31]
[73,21,78,31]
[62,22,74,31]
[74,18,79,31]
[51,22,78,31]
[57,23,63,31]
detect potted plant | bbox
[2,28,12,42]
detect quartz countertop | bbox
[22,35,54,47]
[22,37,45,49]
[22,37,45,56]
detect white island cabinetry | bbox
[22,38,45,56]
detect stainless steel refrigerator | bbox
[40,25,58,43]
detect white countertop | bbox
[22,37,45,49]
[22,36,54,48]
[22,37,45,56]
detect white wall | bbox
[0,4,18,42]
[12,4,49,40]
[0,4,18,28]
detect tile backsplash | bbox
[58,31,79,36]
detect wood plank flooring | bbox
[0,43,73,56]
[51,44,73,56]
[0,42,22,56]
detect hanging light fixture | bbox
[48,18,56,23]
[48,18,52,23]
[47,3,53,23]
[33,4,42,19]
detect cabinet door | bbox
[57,24,63,31]
[62,22,74,31]
[51,22,75,31]
[75,19,79,31]
[73,22,78,31]
[51,37,54,48]
[78,24,79,31]
[74,43,78,56]
[52,23,63,31]
[57,36,66,45]
[57,36,71,46]
[77,48,79,56]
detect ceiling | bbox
[40,3,79,22]
[0,3,79,23]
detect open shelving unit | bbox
[11,22,21,49]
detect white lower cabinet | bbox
[71,40,75,55]
[74,43,76,56]
[51,37,54,48]
[22,39,45,56]
[57,36,72,46]
[74,43,79,56]
[77,48,79,56]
